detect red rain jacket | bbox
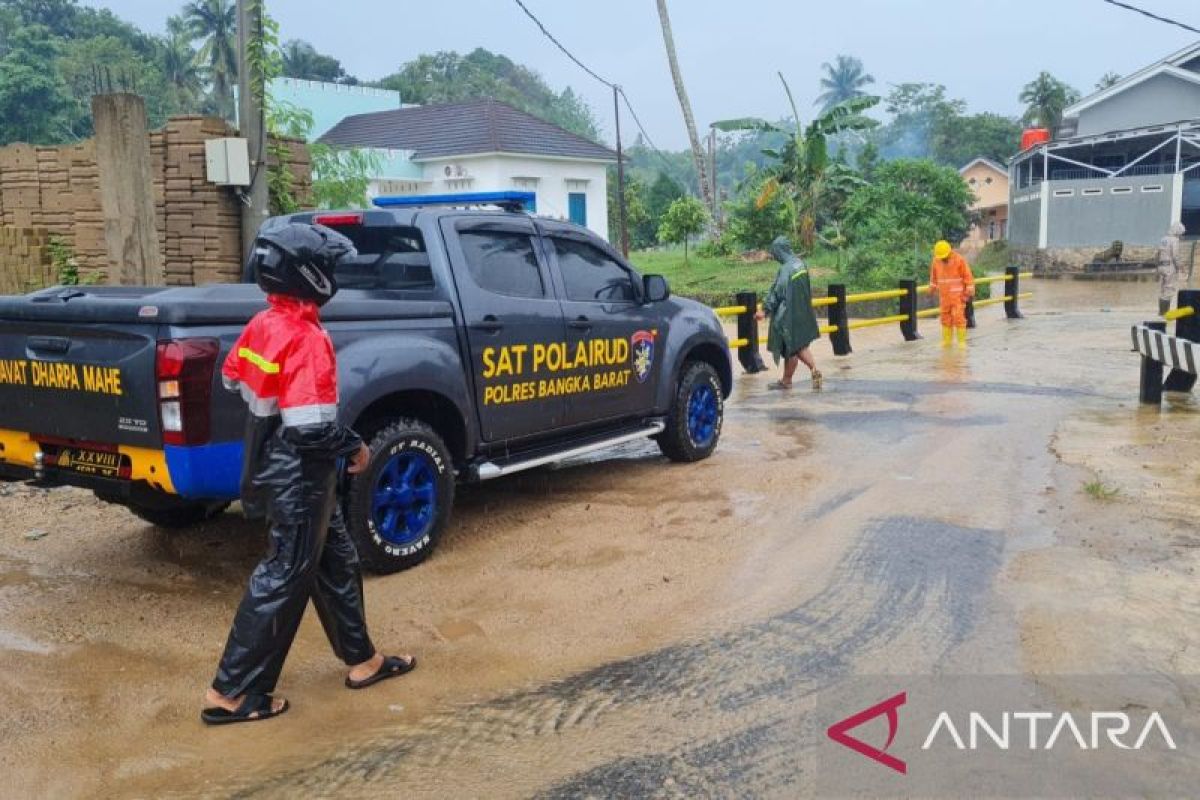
[221,295,361,519]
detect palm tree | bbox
[714,74,878,253]
[160,18,204,114]
[1095,71,1122,91]
[1019,71,1080,131]
[183,0,237,121]
[815,55,874,112]
[655,0,713,218]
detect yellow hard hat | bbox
[933,240,952,260]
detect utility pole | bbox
[237,0,269,261]
[613,85,629,257]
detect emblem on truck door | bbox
[632,330,655,384]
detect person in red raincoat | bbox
[929,240,975,349]
[202,223,415,725]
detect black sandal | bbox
[201,693,289,726]
[345,654,417,690]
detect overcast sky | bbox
[83,0,1199,148]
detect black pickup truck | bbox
[0,207,732,572]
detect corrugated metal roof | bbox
[318,98,617,162]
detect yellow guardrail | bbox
[1164,305,1195,321]
[720,268,1033,354]
[845,288,906,303]
[847,314,910,331]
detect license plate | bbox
[56,447,122,478]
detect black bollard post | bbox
[1140,320,1166,405]
[1004,266,1024,319]
[1163,289,1200,393]
[898,278,920,341]
[735,290,767,374]
[827,284,852,356]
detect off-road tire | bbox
[657,360,724,463]
[346,418,454,574]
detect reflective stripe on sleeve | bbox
[225,378,280,417]
[238,347,280,375]
[280,403,338,427]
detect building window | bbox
[985,177,993,185]
[1054,189,1074,197]
[1111,186,1133,195]
[988,221,996,240]
[1082,188,1103,196]
[1141,185,1164,193]
[969,177,977,185]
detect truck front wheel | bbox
[346,418,455,574]
[657,360,724,462]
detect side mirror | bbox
[643,274,670,303]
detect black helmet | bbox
[248,223,356,306]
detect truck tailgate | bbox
[0,318,162,448]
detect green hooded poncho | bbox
[763,236,819,364]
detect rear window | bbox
[335,226,434,291]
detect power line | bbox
[511,0,614,88]
[619,87,692,186]
[509,0,692,186]
[1099,0,1200,34]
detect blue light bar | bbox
[373,190,536,211]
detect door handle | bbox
[472,315,503,333]
[568,316,592,330]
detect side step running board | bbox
[475,422,665,481]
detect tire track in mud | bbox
[206,516,1003,798]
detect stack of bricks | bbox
[0,227,53,294]
[153,116,244,286]
[0,114,314,292]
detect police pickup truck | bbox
[0,205,732,572]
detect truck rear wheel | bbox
[346,418,454,574]
[657,360,724,462]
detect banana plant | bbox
[714,72,878,253]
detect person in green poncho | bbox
[756,236,823,390]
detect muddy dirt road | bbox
[2,279,1198,797]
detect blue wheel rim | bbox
[371,451,437,546]
[686,383,718,448]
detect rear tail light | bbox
[313,212,364,227]
[156,338,219,446]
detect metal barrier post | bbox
[1140,320,1167,405]
[1164,289,1200,393]
[898,279,920,341]
[1004,266,1024,319]
[735,291,767,374]
[827,284,852,356]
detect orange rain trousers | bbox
[929,252,975,328]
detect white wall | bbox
[412,153,611,240]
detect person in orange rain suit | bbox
[929,240,975,349]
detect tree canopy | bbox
[376,48,601,142]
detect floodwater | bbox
[2,278,1199,797]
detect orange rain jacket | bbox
[929,252,975,327]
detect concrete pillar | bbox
[92,93,164,286]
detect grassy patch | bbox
[1083,480,1119,501]
[629,248,837,307]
